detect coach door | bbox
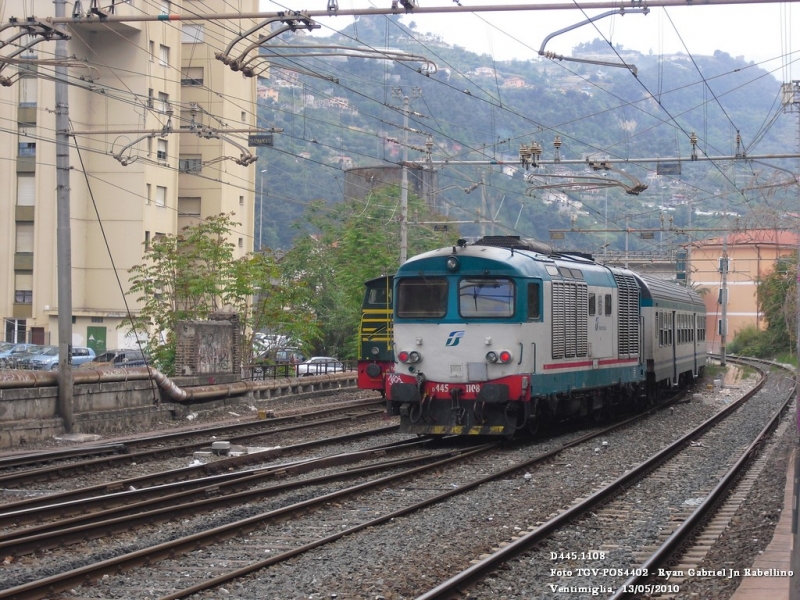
[671,310,677,386]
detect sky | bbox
[261,1,800,83]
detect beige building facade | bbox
[688,229,799,354]
[1,0,259,352]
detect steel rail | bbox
[0,423,399,517]
[155,395,686,598]
[0,440,445,556]
[0,386,682,598]
[0,398,385,469]
[610,357,797,598]
[0,407,387,488]
[415,364,769,599]
[0,444,499,600]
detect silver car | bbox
[22,346,97,370]
[295,356,345,377]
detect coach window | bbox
[604,294,612,316]
[459,278,515,318]
[527,282,541,321]
[588,293,596,316]
[397,278,448,318]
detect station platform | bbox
[729,449,798,600]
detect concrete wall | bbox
[175,313,242,378]
[0,371,358,448]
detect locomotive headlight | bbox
[370,346,380,356]
[486,351,498,363]
[445,256,460,272]
[498,350,513,364]
[398,351,410,363]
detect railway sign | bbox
[248,134,274,147]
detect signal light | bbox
[487,350,513,364]
[397,351,422,364]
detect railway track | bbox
[417,357,794,600]
[0,398,386,490]
[0,381,736,599]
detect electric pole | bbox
[392,87,421,265]
[55,0,74,431]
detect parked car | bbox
[20,346,96,370]
[15,345,56,370]
[0,343,41,369]
[295,356,345,377]
[82,349,148,368]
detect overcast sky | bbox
[262,1,799,83]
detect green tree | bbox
[126,213,313,374]
[758,252,798,355]
[281,186,457,359]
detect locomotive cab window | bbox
[397,278,448,318]
[459,278,515,318]
[527,282,541,321]
[367,287,391,307]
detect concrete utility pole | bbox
[392,87,421,265]
[55,0,74,431]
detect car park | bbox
[295,356,345,376]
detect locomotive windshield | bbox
[396,278,448,318]
[459,277,515,318]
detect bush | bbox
[728,325,774,358]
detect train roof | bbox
[399,236,618,286]
[634,273,706,311]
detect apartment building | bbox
[1,0,258,352]
[689,229,799,353]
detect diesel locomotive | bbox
[379,236,706,436]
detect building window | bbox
[146,183,151,204]
[14,273,32,304]
[91,317,104,323]
[16,223,34,253]
[239,195,244,206]
[147,88,154,109]
[182,24,205,43]
[149,40,154,62]
[18,141,35,157]
[145,230,151,250]
[157,92,169,113]
[15,290,33,304]
[238,238,244,248]
[5,319,26,343]
[160,0,170,15]
[17,174,35,206]
[159,44,170,67]
[178,197,201,216]
[157,138,168,161]
[241,111,246,122]
[179,155,202,173]
[18,75,37,107]
[155,186,166,207]
[180,66,203,86]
